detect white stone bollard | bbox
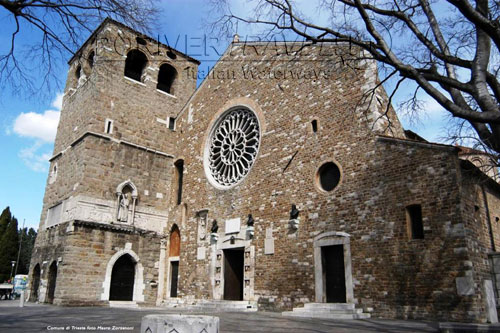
[141,314,219,333]
[19,290,24,307]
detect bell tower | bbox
[29,18,199,305]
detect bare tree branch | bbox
[0,0,160,99]
[210,0,500,161]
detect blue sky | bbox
[0,0,449,231]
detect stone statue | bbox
[247,214,254,227]
[211,219,218,233]
[118,192,130,222]
[290,204,299,220]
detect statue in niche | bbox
[198,211,207,241]
[290,204,300,220]
[247,214,254,227]
[118,192,131,222]
[211,219,219,233]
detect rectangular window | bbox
[168,117,176,131]
[105,119,113,134]
[174,159,184,205]
[406,204,424,239]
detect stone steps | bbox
[303,303,355,310]
[282,303,370,320]
[109,301,139,308]
[161,299,258,312]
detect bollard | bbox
[141,314,219,333]
[19,290,24,307]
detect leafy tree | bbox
[214,0,500,161]
[0,217,19,282]
[0,0,160,98]
[17,227,37,275]
[0,207,11,237]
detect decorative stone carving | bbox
[290,204,299,219]
[197,210,208,242]
[206,107,260,188]
[141,315,219,333]
[210,219,219,243]
[117,192,131,222]
[115,180,138,225]
[210,219,218,233]
[289,204,300,230]
[247,214,255,239]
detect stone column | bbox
[156,239,167,305]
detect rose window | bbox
[206,108,260,188]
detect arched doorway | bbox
[169,225,180,297]
[31,264,40,302]
[47,261,58,304]
[109,254,135,301]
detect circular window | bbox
[205,107,260,189]
[317,162,341,192]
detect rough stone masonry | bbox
[28,18,500,323]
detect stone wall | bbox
[166,42,498,322]
[40,136,173,230]
[29,20,500,323]
[457,165,500,321]
[31,19,195,307]
[55,20,198,154]
[29,221,162,306]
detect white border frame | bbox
[313,231,354,303]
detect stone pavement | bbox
[0,300,439,333]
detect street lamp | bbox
[9,261,15,283]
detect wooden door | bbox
[170,261,179,297]
[170,226,180,257]
[322,245,346,303]
[223,249,244,300]
[110,254,135,301]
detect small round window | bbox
[317,162,341,192]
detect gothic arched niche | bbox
[115,180,138,224]
[169,225,180,257]
[31,264,41,302]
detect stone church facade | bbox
[28,19,500,323]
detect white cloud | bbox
[18,142,52,172]
[51,92,64,110]
[13,93,62,143]
[13,110,60,142]
[13,93,62,172]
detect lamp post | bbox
[9,261,15,283]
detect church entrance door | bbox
[223,248,244,300]
[322,245,346,303]
[110,254,135,301]
[170,261,179,297]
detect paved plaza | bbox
[0,299,442,333]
